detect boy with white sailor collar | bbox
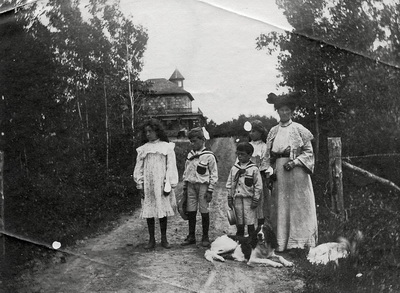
[227,142,263,237]
[181,127,218,247]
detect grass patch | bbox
[290,160,400,293]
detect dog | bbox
[307,230,364,267]
[204,224,293,268]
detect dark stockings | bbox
[248,224,255,236]
[236,224,245,237]
[187,211,197,239]
[145,218,155,249]
[159,217,171,248]
[201,212,209,239]
[144,217,170,249]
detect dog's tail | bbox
[338,230,364,255]
[204,250,225,262]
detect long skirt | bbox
[255,178,271,223]
[270,157,318,251]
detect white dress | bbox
[250,140,269,220]
[133,140,179,219]
[266,120,318,251]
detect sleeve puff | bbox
[166,142,179,188]
[294,124,315,174]
[207,154,218,193]
[133,146,145,189]
[253,168,263,201]
[294,140,315,174]
[226,167,234,198]
[265,125,279,170]
[259,143,269,172]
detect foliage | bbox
[256,0,400,160]
[256,1,400,291]
[207,114,278,139]
[288,160,400,292]
[0,0,149,287]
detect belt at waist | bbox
[271,152,290,158]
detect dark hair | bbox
[267,92,301,111]
[141,118,169,143]
[236,142,254,155]
[187,127,205,140]
[250,120,267,142]
[275,101,296,111]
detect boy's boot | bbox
[144,218,156,249]
[236,224,245,237]
[181,211,197,246]
[201,212,210,247]
[159,217,171,249]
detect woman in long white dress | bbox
[265,92,318,252]
[134,119,178,249]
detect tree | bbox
[0,3,66,175]
[211,115,277,138]
[256,0,400,161]
[40,0,148,172]
[0,0,151,257]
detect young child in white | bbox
[133,119,178,249]
[181,128,218,247]
[226,142,263,237]
[248,120,270,226]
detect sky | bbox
[121,0,292,124]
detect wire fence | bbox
[343,153,400,160]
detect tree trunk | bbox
[103,72,109,175]
[0,151,5,256]
[314,76,320,164]
[126,42,136,167]
[76,88,86,161]
[126,42,134,137]
[328,137,345,220]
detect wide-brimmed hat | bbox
[227,208,237,225]
[177,194,189,220]
[267,92,304,110]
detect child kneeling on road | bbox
[181,128,218,247]
[226,142,262,237]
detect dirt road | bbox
[18,137,304,293]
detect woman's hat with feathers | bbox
[267,92,305,110]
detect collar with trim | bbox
[279,119,293,127]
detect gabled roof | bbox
[169,69,185,81]
[146,78,194,101]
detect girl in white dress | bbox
[134,119,179,249]
[248,120,269,227]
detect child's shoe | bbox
[144,237,156,249]
[201,236,210,247]
[181,236,196,246]
[161,236,171,249]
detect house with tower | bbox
[143,69,206,138]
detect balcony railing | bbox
[147,107,203,115]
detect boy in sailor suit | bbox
[226,142,263,237]
[181,128,218,247]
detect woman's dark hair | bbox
[141,118,169,143]
[267,92,301,111]
[274,102,296,111]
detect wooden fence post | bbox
[328,137,345,219]
[0,151,4,255]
